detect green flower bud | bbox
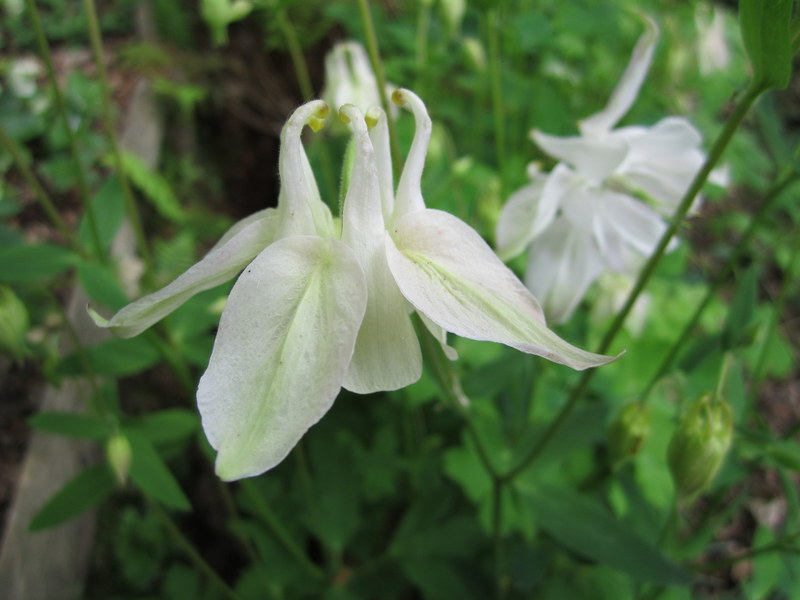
[106,433,132,485]
[608,402,650,467]
[667,393,733,500]
[0,285,29,361]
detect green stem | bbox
[749,210,800,397]
[149,499,242,600]
[413,315,502,480]
[487,9,506,196]
[414,1,430,98]
[638,168,797,404]
[82,0,152,270]
[275,9,314,100]
[240,479,327,582]
[0,124,88,258]
[504,82,764,481]
[23,0,104,260]
[492,479,507,599]
[45,288,107,417]
[357,0,402,175]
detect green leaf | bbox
[517,480,693,585]
[119,151,185,223]
[0,243,78,283]
[740,0,793,91]
[124,409,199,445]
[78,262,130,311]
[29,464,116,531]
[28,411,111,440]
[78,176,126,252]
[722,265,758,350]
[124,431,191,510]
[56,336,160,377]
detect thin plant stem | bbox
[413,315,502,481]
[357,0,402,175]
[45,288,108,418]
[275,8,313,100]
[749,212,800,397]
[638,168,797,404]
[714,352,735,405]
[486,9,506,196]
[148,498,243,600]
[414,0,430,98]
[503,82,764,482]
[492,479,507,599]
[23,0,104,259]
[240,479,327,582]
[0,124,88,258]
[81,0,152,269]
[214,477,263,569]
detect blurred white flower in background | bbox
[497,17,722,325]
[696,4,731,76]
[321,41,396,119]
[8,56,42,99]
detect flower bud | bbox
[0,285,29,361]
[106,433,133,485]
[608,402,650,467]
[667,393,733,500]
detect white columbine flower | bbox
[93,90,614,481]
[321,41,396,118]
[497,18,711,324]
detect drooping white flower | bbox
[497,18,713,324]
[94,90,614,481]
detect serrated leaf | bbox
[0,243,78,283]
[28,411,111,440]
[517,479,693,585]
[740,0,793,91]
[56,336,160,377]
[29,464,116,531]
[124,431,191,510]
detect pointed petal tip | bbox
[214,448,269,482]
[87,305,109,328]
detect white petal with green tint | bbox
[198,235,367,481]
[92,210,279,338]
[339,105,421,393]
[579,16,658,136]
[386,209,615,370]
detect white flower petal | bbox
[198,235,367,481]
[391,89,431,220]
[93,211,279,338]
[419,311,458,360]
[579,16,659,136]
[593,190,668,272]
[532,130,628,181]
[367,107,395,222]
[525,218,605,324]
[209,208,277,252]
[339,105,421,393]
[386,209,615,370]
[617,117,706,209]
[277,101,336,239]
[496,178,546,261]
